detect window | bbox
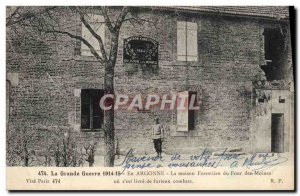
[81,14,105,56]
[261,28,285,81]
[81,89,104,131]
[177,21,198,61]
[176,91,197,131]
[279,96,285,103]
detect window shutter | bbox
[176,91,189,132]
[73,89,81,132]
[74,40,81,56]
[177,21,187,61]
[81,89,91,129]
[187,22,198,61]
[81,14,105,56]
[259,26,265,65]
[81,22,91,56]
[74,13,81,56]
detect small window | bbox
[262,28,285,81]
[81,89,104,131]
[176,91,197,131]
[177,21,198,62]
[279,96,285,103]
[81,14,105,56]
[258,98,265,103]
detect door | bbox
[271,113,284,152]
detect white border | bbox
[1,1,298,195]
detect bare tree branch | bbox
[6,7,20,20]
[114,6,130,31]
[6,6,57,27]
[101,7,115,32]
[45,30,104,64]
[75,7,108,62]
[122,17,157,26]
[106,7,130,64]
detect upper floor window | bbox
[262,28,285,81]
[81,89,104,131]
[177,21,198,62]
[81,14,105,56]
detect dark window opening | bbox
[81,89,104,131]
[279,96,285,103]
[188,91,197,130]
[262,28,285,81]
[258,98,265,103]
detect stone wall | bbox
[6,7,292,156]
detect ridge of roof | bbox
[151,6,290,20]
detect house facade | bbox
[6,6,294,158]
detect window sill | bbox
[169,125,200,137]
[73,55,100,62]
[170,60,202,67]
[81,129,103,132]
[80,129,104,138]
[176,60,198,64]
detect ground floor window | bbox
[81,89,104,131]
[176,91,197,131]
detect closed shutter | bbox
[81,14,105,56]
[177,21,198,62]
[187,22,198,61]
[177,21,187,61]
[176,91,189,132]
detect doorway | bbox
[271,113,284,152]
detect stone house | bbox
[6,6,294,158]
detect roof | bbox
[152,6,290,20]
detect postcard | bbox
[6,6,295,190]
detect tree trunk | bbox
[103,32,120,167]
[103,61,115,167]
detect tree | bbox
[6,124,39,166]
[7,6,156,167]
